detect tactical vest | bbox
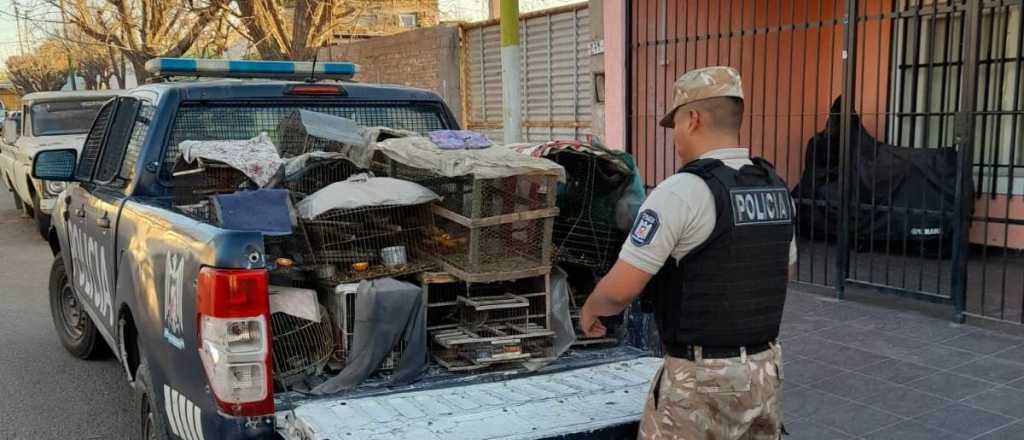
[647,157,793,349]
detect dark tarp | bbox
[792,97,961,250]
[311,278,427,394]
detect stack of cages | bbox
[326,283,404,371]
[420,272,553,371]
[268,156,365,270]
[377,157,560,284]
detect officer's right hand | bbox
[579,307,608,338]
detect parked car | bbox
[32,58,657,440]
[1,90,124,237]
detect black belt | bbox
[666,341,774,361]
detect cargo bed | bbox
[275,350,658,440]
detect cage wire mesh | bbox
[171,159,253,205]
[282,157,363,198]
[301,203,438,282]
[431,215,549,279]
[270,306,334,387]
[376,157,557,219]
[274,110,368,158]
[550,153,628,273]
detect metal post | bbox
[59,0,77,90]
[836,0,859,300]
[13,2,24,56]
[951,0,983,323]
[500,0,522,143]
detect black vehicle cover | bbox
[792,97,962,246]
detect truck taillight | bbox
[196,268,273,417]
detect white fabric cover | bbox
[296,174,439,219]
[269,286,320,323]
[375,136,565,181]
[179,133,283,187]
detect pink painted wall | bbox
[971,197,1024,249]
[603,0,627,151]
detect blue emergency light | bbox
[144,58,359,81]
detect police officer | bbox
[579,66,796,440]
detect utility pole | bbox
[13,2,24,56]
[58,0,77,90]
[500,0,521,143]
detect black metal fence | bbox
[628,0,1024,324]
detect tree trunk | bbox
[290,0,313,60]
[126,52,150,85]
[108,47,127,89]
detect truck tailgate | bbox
[282,357,661,440]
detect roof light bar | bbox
[145,58,359,81]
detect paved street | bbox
[0,190,132,440]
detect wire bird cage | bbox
[276,110,367,159]
[270,306,334,388]
[172,157,253,205]
[282,157,363,199]
[378,159,558,219]
[327,285,404,371]
[301,203,438,283]
[553,219,626,273]
[428,214,552,283]
[561,264,619,347]
[546,148,632,274]
[430,292,553,371]
[373,156,558,282]
[421,272,550,331]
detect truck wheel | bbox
[33,191,50,239]
[49,253,109,359]
[135,361,173,440]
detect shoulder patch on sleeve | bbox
[630,209,661,247]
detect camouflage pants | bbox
[637,343,784,440]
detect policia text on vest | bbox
[731,188,792,226]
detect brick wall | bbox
[320,24,462,124]
[334,0,440,39]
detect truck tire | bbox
[33,191,50,239]
[135,361,173,440]
[49,253,109,359]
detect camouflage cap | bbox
[659,66,744,128]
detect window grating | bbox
[163,102,448,178]
[75,102,114,181]
[120,104,155,181]
[96,99,142,182]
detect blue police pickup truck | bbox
[32,58,658,440]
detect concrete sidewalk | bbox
[780,288,1024,439]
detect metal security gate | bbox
[463,4,592,144]
[628,0,1024,324]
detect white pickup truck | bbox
[0,90,123,237]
